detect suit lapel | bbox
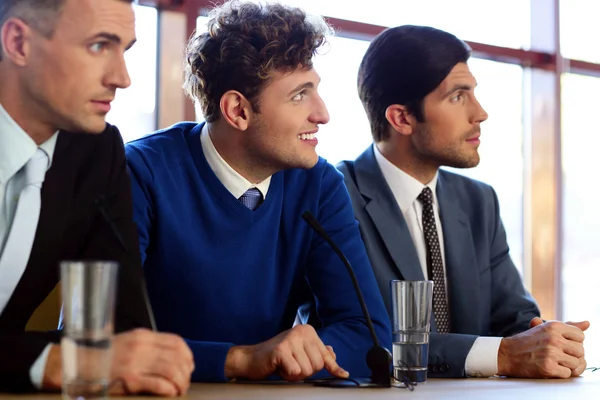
[33,132,75,263]
[437,172,481,334]
[355,147,424,282]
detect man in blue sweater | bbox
[125,0,391,383]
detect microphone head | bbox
[366,345,392,387]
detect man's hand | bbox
[224,324,349,382]
[497,318,590,378]
[43,329,194,397]
[529,317,589,377]
[109,329,194,396]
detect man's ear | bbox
[385,104,415,136]
[1,18,33,66]
[220,90,252,131]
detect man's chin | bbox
[300,155,320,170]
[64,118,108,134]
[443,153,480,169]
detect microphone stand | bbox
[302,211,391,388]
[95,194,157,331]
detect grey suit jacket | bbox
[337,146,540,378]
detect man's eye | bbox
[90,42,108,53]
[450,93,463,103]
[292,92,306,102]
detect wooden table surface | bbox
[4,372,599,399]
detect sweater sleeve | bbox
[184,340,235,382]
[126,142,238,383]
[305,163,392,379]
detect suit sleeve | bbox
[78,126,153,332]
[0,331,60,392]
[427,332,477,378]
[425,187,540,379]
[487,188,540,336]
[305,165,392,379]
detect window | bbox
[561,72,600,363]
[195,17,209,120]
[272,0,530,49]
[311,37,371,164]
[560,0,600,63]
[106,5,158,143]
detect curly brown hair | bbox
[183,0,333,122]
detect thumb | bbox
[529,317,544,329]
[566,320,591,331]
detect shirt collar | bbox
[0,103,58,184]
[200,123,271,199]
[373,143,439,213]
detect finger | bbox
[152,333,195,366]
[117,329,194,371]
[291,345,315,379]
[556,351,581,371]
[325,345,336,361]
[566,321,591,332]
[553,364,573,379]
[571,358,587,377]
[320,346,349,378]
[539,355,573,379]
[304,342,326,372]
[559,324,586,342]
[561,340,585,359]
[134,352,191,394]
[275,349,303,381]
[112,375,179,397]
[530,317,544,329]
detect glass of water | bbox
[390,280,433,384]
[60,261,118,400]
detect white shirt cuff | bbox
[465,336,502,377]
[29,344,53,389]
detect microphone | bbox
[301,211,391,388]
[95,194,157,332]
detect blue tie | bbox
[239,188,263,211]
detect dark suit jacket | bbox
[0,124,152,392]
[337,146,540,378]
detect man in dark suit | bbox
[338,25,590,379]
[0,0,192,394]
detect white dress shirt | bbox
[200,124,271,198]
[373,144,501,378]
[0,103,58,388]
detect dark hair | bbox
[357,25,471,142]
[0,0,135,60]
[184,0,332,122]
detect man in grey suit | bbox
[338,25,590,379]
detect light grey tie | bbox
[0,149,48,314]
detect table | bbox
[4,373,599,399]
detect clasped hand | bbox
[498,317,590,378]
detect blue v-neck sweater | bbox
[125,122,391,382]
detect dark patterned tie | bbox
[239,187,263,211]
[417,187,451,333]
